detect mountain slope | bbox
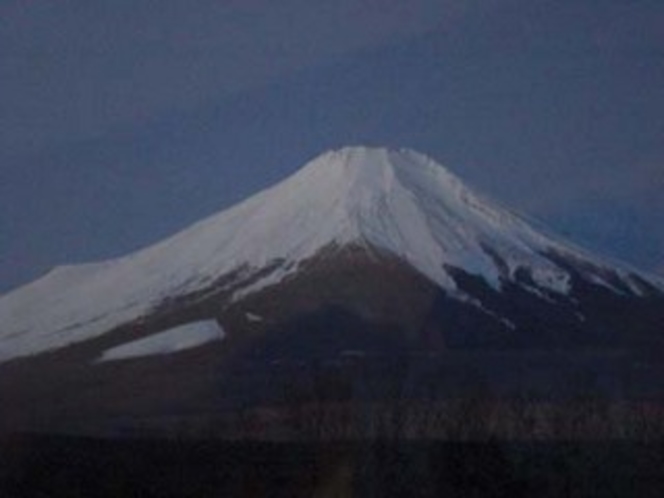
[0,146,663,362]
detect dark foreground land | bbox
[1,435,664,497]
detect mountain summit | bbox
[0,147,663,363]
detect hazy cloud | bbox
[513,152,664,216]
[1,0,462,154]
[584,155,664,202]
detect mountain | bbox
[1,146,663,360]
[1,146,664,434]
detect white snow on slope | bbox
[97,320,224,362]
[0,146,662,362]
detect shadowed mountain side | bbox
[2,245,664,437]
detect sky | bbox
[1,0,663,294]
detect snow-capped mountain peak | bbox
[279,146,572,293]
[1,146,662,362]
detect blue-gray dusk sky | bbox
[1,0,663,294]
